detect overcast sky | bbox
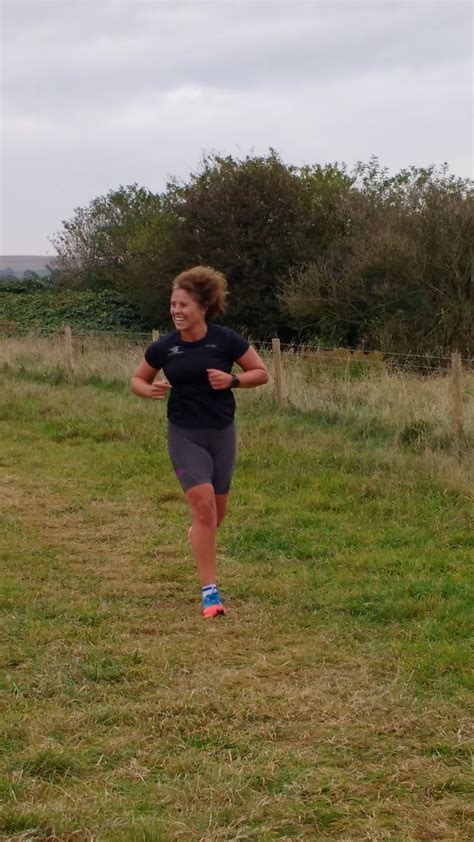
[1,0,472,255]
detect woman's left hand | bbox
[207,369,233,390]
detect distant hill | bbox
[0,255,60,280]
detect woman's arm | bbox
[207,346,269,390]
[131,360,171,399]
[234,346,269,387]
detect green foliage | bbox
[51,183,178,322]
[0,277,53,293]
[50,153,474,351]
[0,289,147,334]
[280,159,474,354]
[165,151,346,336]
[51,153,356,338]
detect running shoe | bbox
[202,589,227,618]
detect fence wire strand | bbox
[1,328,472,369]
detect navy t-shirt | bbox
[144,322,250,429]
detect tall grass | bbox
[1,333,472,490]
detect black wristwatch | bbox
[230,374,241,388]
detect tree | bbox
[51,184,178,324]
[399,169,473,354]
[280,159,474,354]
[52,155,473,351]
[164,151,350,336]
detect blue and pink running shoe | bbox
[202,589,226,618]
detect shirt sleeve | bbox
[226,328,250,361]
[144,340,166,370]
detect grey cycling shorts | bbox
[167,422,237,494]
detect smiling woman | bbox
[130,266,269,618]
[172,266,228,329]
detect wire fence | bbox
[1,326,472,457]
[1,326,472,369]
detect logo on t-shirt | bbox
[168,345,183,356]
[205,344,218,348]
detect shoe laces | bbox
[202,590,222,608]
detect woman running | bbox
[131,266,269,617]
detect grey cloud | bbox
[3,1,472,116]
[1,0,472,252]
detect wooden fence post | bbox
[451,350,463,454]
[272,337,285,407]
[64,325,75,373]
[152,329,160,341]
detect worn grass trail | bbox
[0,374,473,841]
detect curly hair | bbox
[172,266,228,320]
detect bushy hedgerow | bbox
[0,289,147,334]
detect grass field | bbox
[0,338,473,840]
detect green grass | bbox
[0,366,473,841]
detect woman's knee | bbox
[188,485,217,529]
[215,493,229,527]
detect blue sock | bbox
[202,584,218,599]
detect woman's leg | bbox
[185,482,218,586]
[211,425,236,528]
[215,493,229,527]
[188,493,228,539]
[168,423,233,610]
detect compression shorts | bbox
[167,422,237,494]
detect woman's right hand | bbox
[150,379,172,400]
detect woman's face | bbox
[170,287,206,333]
